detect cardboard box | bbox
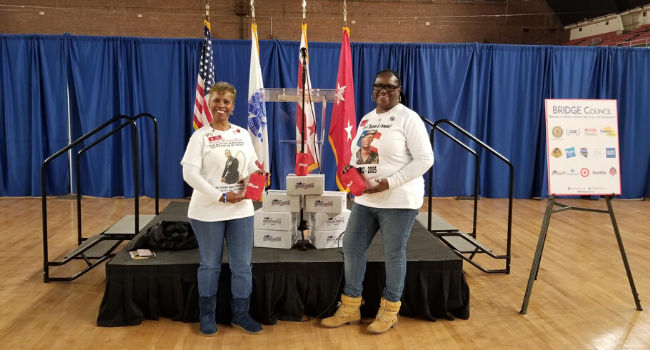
[254,229,297,249]
[305,191,347,214]
[254,210,297,231]
[309,209,350,231]
[310,228,345,249]
[262,190,301,212]
[286,174,325,196]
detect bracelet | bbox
[222,193,227,203]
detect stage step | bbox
[64,235,121,259]
[415,212,458,232]
[439,232,493,254]
[104,215,155,236]
[64,215,155,259]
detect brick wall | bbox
[0,0,569,45]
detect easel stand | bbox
[520,194,642,314]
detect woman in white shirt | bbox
[321,70,434,334]
[181,82,267,336]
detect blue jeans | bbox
[342,203,418,302]
[190,216,254,299]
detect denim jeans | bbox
[342,203,418,302]
[190,216,254,299]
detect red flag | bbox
[296,23,319,174]
[329,27,357,191]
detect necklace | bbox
[209,123,232,134]
[377,106,395,122]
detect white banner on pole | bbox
[546,99,621,196]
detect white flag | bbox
[247,23,269,173]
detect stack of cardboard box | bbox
[255,174,349,249]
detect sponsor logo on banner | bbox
[592,170,607,175]
[580,168,590,177]
[584,128,598,136]
[271,199,291,207]
[566,128,580,136]
[606,148,616,158]
[601,127,616,137]
[263,235,281,242]
[551,126,563,138]
[568,168,579,176]
[580,147,588,158]
[609,167,617,176]
[551,147,562,158]
[551,170,566,176]
[565,147,576,158]
[592,148,603,158]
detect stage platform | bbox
[97,201,470,327]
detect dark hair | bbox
[375,69,407,105]
[209,81,237,100]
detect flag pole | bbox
[300,0,307,155]
[251,0,255,23]
[205,0,210,28]
[298,0,308,251]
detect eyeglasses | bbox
[373,84,400,92]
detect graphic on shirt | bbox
[356,129,380,164]
[221,149,240,184]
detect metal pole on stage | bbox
[297,0,309,251]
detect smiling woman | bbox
[322,69,434,335]
[180,81,270,336]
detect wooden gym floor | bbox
[0,197,648,350]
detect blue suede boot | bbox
[199,296,217,336]
[231,297,263,334]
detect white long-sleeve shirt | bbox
[181,124,260,221]
[351,103,434,209]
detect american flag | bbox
[193,21,215,130]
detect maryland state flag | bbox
[295,23,319,174]
[329,27,356,191]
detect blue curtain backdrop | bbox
[1,34,649,199]
[0,35,70,196]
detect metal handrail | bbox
[131,113,159,216]
[41,115,137,282]
[75,113,160,245]
[75,120,136,244]
[421,117,479,237]
[422,117,515,274]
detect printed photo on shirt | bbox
[221,149,241,184]
[356,129,380,164]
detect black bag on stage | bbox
[126,220,198,250]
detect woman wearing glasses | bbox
[322,69,434,334]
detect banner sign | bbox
[546,99,621,196]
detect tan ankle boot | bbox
[367,297,401,335]
[321,294,362,328]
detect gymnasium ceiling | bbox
[546,0,650,25]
